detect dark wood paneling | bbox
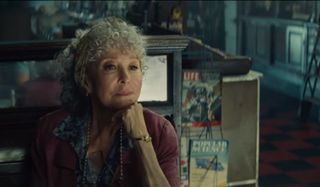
[243,20,271,64]
[286,26,306,69]
[273,26,286,63]
[256,24,271,63]
[245,22,256,57]
[239,16,313,73]
[238,16,320,99]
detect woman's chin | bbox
[110,100,136,110]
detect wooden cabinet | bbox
[238,16,319,98]
[239,17,310,71]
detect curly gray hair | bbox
[57,17,146,115]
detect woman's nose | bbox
[119,69,130,84]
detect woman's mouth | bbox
[115,91,133,96]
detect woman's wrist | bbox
[128,127,149,140]
[134,135,152,142]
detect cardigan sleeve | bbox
[31,116,48,187]
[156,120,180,187]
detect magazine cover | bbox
[182,70,221,128]
[189,139,229,187]
[180,137,189,187]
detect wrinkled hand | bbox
[115,103,148,139]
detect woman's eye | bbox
[103,64,116,71]
[129,65,139,71]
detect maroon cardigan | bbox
[31,108,180,187]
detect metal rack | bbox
[299,25,320,121]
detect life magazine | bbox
[182,70,221,128]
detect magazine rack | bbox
[180,37,261,187]
[181,70,262,187]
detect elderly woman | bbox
[31,17,179,187]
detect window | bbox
[0,55,171,108]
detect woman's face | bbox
[86,48,142,110]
